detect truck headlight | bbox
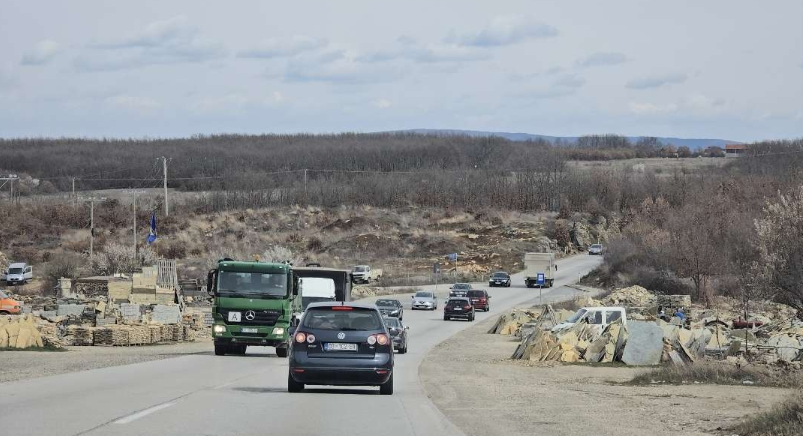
[272,327,285,336]
[213,325,226,334]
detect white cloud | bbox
[626,73,688,90]
[553,74,585,88]
[372,98,392,109]
[447,16,558,47]
[192,92,286,114]
[359,36,489,64]
[283,49,401,84]
[21,40,62,65]
[273,91,284,103]
[576,52,627,68]
[236,36,327,59]
[628,102,679,115]
[105,95,161,112]
[77,16,225,71]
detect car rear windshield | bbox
[452,284,470,289]
[302,308,382,331]
[447,299,469,306]
[467,290,485,297]
[376,300,396,307]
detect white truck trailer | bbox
[523,253,555,288]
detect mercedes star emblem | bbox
[244,310,256,321]
[337,332,346,340]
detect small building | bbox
[725,143,748,157]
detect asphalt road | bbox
[0,254,602,436]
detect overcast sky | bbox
[1,0,801,141]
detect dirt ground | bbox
[0,339,212,383]
[420,316,789,436]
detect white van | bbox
[299,277,336,310]
[551,306,627,333]
[3,263,33,285]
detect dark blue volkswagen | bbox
[288,302,394,395]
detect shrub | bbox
[90,242,157,275]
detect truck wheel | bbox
[288,372,304,393]
[276,346,289,358]
[234,345,247,355]
[214,343,228,356]
[379,374,394,395]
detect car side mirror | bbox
[206,269,217,296]
[411,296,415,299]
[405,326,409,330]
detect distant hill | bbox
[392,129,739,150]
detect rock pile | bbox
[601,285,656,307]
[0,315,44,348]
[511,320,628,364]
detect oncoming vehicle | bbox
[375,299,404,320]
[384,316,409,354]
[288,302,394,395]
[411,290,438,310]
[588,244,604,255]
[449,283,472,298]
[0,290,22,314]
[488,272,511,287]
[443,297,474,321]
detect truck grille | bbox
[217,308,281,326]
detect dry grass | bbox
[628,362,803,389]
[732,391,803,436]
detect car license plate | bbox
[495,281,501,284]
[453,307,462,311]
[325,343,357,352]
[227,312,242,322]
[241,327,257,333]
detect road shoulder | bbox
[419,315,787,436]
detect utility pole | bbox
[304,169,308,197]
[162,157,169,217]
[133,196,138,259]
[90,199,94,257]
[72,177,76,205]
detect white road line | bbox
[113,402,175,424]
[213,380,238,390]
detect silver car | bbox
[588,244,604,255]
[411,290,438,310]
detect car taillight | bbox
[295,332,307,343]
[480,297,487,302]
[306,334,316,344]
[464,305,472,310]
[368,334,389,346]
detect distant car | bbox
[588,244,604,255]
[467,289,491,312]
[449,289,469,298]
[376,299,404,320]
[3,263,32,285]
[450,283,473,291]
[384,317,409,354]
[443,297,475,321]
[411,291,438,310]
[488,272,511,287]
[288,302,394,395]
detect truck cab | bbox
[3,263,33,285]
[551,306,627,333]
[208,260,299,357]
[0,290,22,314]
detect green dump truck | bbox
[207,259,352,357]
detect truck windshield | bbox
[0,290,8,299]
[8,268,23,274]
[567,309,588,323]
[354,266,367,272]
[217,271,287,298]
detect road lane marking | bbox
[113,402,175,424]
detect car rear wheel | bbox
[443,315,449,321]
[469,314,475,322]
[276,346,288,358]
[380,374,394,395]
[288,372,304,393]
[399,344,407,354]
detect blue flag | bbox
[147,211,157,244]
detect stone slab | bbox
[622,321,664,366]
[152,305,181,324]
[57,304,86,317]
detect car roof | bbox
[578,306,626,311]
[9,263,27,268]
[448,297,470,301]
[306,302,378,310]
